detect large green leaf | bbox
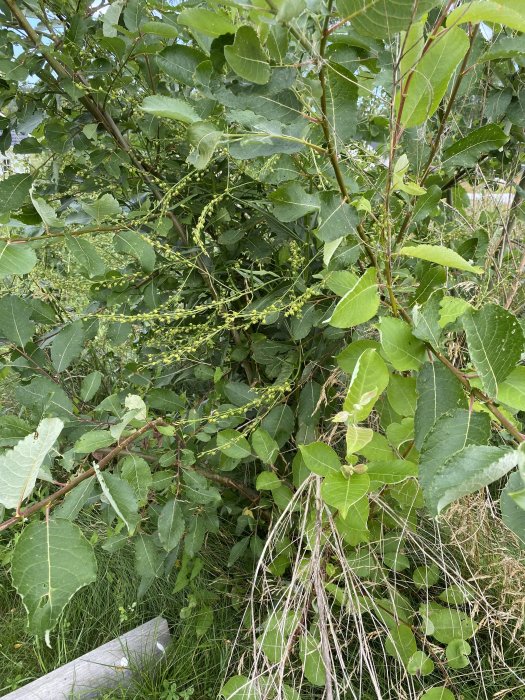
[387,374,417,417]
[414,363,467,449]
[51,320,84,373]
[445,639,471,670]
[54,477,96,521]
[114,230,156,272]
[446,1,525,33]
[123,0,143,31]
[321,472,370,518]
[324,270,358,296]
[498,367,525,411]
[102,0,123,37]
[182,474,220,506]
[334,496,369,545]
[177,8,236,37]
[399,16,425,86]
[419,408,490,494]
[442,124,509,168]
[385,624,417,666]
[80,370,103,402]
[480,35,525,62]
[400,27,469,127]
[399,244,483,274]
[379,317,426,371]
[366,460,417,490]
[325,63,358,144]
[299,628,326,687]
[367,592,414,629]
[15,376,74,419]
[0,242,37,278]
[337,0,440,38]
[346,425,373,455]
[135,533,164,584]
[258,609,300,663]
[420,689,454,700]
[0,417,63,510]
[251,428,279,464]
[74,429,114,454]
[256,471,282,491]
[11,519,97,636]
[501,471,525,545]
[412,293,443,347]
[217,429,252,459]
[121,456,152,505]
[66,236,106,277]
[299,442,341,477]
[31,194,63,229]
[386,418,414,450]
[270,183,320,222]
[140,96,199,124]
[439,296,472,328]
[224,27,270,85]
[187,121,222,170]
[25,294,55,323]
[0,295,34,347]
[158,498,185,552]
[140,21,179,39]
[328,268,379,328]
[184,516,207,557]
[336,339,381,375]
[425,445,516,515]
[81,193,120,222]
[421,604,477,643]
[343,348,389,420]
[94,466,140,534]
[317,195,359,244]
[462,304,524,397]
[0,173,33,214]
[221,676,257,700]
[0,416,32,448]
[156,45,206,86]
[412,185,443,223]
[407,651,434,676]
[261,404,295,447]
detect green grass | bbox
[0,526,245,699]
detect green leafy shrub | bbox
[0,0,524,697]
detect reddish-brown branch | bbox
[395,25,479,246]
[0,419,163,533]
[93,448,262,504]
[396,305,523,444]
[431,349,524,443]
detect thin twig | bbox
[0,418,163,533]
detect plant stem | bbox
[317,2,377,267]
[394,19,476,247]
[395,305,524,444]
[420,25,478,183]
[431,348,524,443]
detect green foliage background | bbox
[0,0,524,697]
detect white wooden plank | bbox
[2,617,170,699]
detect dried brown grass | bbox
[444,491,525,641]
